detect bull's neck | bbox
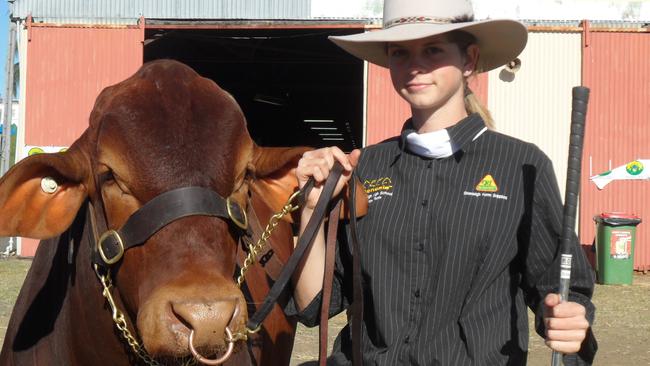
[0,203,132,365]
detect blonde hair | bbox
[464,85,495,129]
[447,30,496,129]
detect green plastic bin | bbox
[593,212,642,285]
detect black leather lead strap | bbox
[246,162,344,331]
[319,199,341,366]
[349,173,363,366]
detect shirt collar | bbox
[398,113,487,157]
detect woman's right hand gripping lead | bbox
[292,146,361,310]
[296,147,361,211]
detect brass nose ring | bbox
[188,327,235,365]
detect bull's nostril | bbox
[170,299,240,352]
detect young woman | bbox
[288,0,597,364]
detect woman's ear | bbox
[464,44,480,76]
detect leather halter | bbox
[87,166,363,366]
[88,186,248,269]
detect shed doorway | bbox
[144,27,364,152]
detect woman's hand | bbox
[543,293,590,354]
[296,147,361,210]
[291,147,360,310]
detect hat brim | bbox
[329,19,527,72]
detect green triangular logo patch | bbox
[476,174,498,192]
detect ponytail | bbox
[448,29,496,130]
[464,88,495,129]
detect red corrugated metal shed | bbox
[20,23,143,256]
[366,63,488,145]
[580,26,650,271]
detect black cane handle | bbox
[552,86,590,366]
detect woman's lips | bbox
[405,82,431,92]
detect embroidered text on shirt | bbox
[364,177,394,203]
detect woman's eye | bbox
[424,46,442,56]
[389,48,407,58]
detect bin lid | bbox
[594,212,642,226]
[600,212,640,220]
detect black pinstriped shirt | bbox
[288,114,597,365]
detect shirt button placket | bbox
[406,161,431,346]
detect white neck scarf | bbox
[406,126,488,159]
[406,129,455,158]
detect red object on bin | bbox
[599,212,640,220]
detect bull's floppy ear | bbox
[0,147,89,239]
[249,146,311,224]
[249,146,367,222]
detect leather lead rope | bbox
[319,199,341,365]
[349,172,363,366]
[245,163,344,332]
[243,162,363,365]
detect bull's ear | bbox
[249,146,311,223]
[249,146,367,222]
[0,148,89,239]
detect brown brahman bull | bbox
[0,59,324,365]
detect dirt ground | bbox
[2,257,649,365]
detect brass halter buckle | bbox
[226,197,248,230]
[98,229,125,265]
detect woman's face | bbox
[388,34,478,113]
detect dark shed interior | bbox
[144,27,364,151]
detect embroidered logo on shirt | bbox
[463,174,508,200]
[476,174,498,192]
[364,177,394,203]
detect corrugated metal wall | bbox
[365,63,409,145]
[365,63,488,145]
[25,26,143,145]
[12,0,311,22]
[487,31,582,201]
[580,30,650,271]
[19,25,143,256]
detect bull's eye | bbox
[98,170,130,194]
[98,170,116,186]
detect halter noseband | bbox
[89,186,248,268]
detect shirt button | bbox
[404,335,410,344]
[421,199,428,206]
[414,289,421,298]
[427,161,433,169]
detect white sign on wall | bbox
[22,145,68,160]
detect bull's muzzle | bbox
[170,298,244,364]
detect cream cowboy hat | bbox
[329,0,527,72]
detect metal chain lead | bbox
[229,190,302,342]
[236,190,301,288]
[94,264,167,366]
